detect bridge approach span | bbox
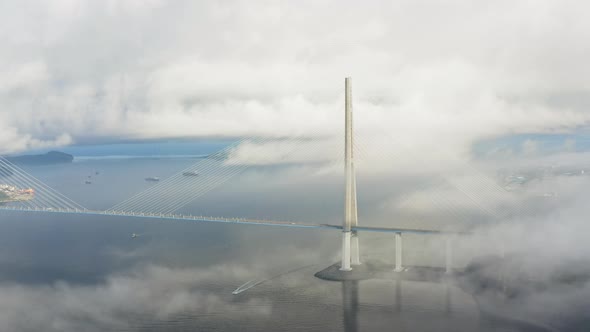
[0,206,461,235]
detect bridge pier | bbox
[394,232,403,272]
[340,231,352,271]
[351,232,361,266]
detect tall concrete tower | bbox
[341,77,360,271]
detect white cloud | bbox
[522,139,539,156]
[0,0,589,158]
[0,264,271,332]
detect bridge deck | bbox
[0,207,463,235]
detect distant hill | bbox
[4,151,74,166]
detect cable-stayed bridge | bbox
[0,206,449,235]
[0,143,452,235]
[0,78,516,274]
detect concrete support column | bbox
[340,231,352,271]
[351,232,361,266]
[394,232,403,272]
[445,236,453,274]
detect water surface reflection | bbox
[0,156,579,331]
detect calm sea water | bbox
[0,148,579,331]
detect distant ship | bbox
[182,171,199,177]
[85,180,92,184]
[145,177,160,182]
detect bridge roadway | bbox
[0,206,461,235]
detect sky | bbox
[1,0,590,159]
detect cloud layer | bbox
[0,264,272,332]
[1,0,590,156]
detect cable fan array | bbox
[0,156,85,211]
[108,132,340,215]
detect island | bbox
[3,151,74,166]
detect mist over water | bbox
[0,141,588,331]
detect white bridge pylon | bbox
[337,77,458,273]
[341,77,360,271]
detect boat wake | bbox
[232,264,315,295]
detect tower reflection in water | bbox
[341,279,462,332]
[340,278,551,332]
[342,280,359,332]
